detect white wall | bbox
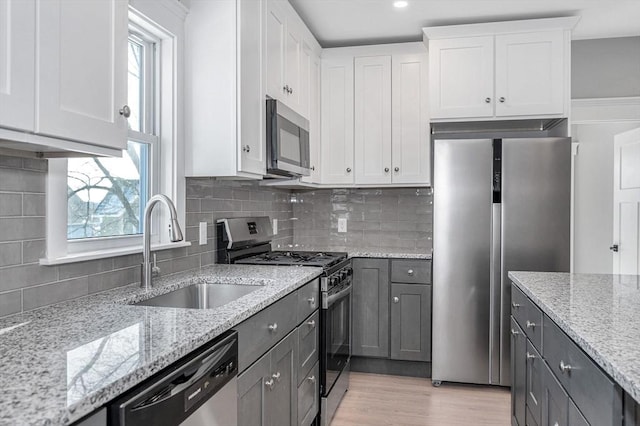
[572,121,640,273]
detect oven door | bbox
[321,279,352,396]
[266,99,310,177]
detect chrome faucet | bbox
[141,194,184,290]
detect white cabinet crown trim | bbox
[571,97,640,124]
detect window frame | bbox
[42,3,188,265]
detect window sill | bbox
[39,241,192,266]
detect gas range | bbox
[235,250,348,274]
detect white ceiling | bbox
[288,0,640,47]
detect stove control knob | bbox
[329,277,337,286]
[347,267,353,276]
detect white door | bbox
[495,31,564,117]
[265,0,285,101]
[0,0,35,131]
[613,127,640,274]
[36,0,127,150]
[391,53,430,184]
[298,41,312,119]
[354,55,391,185]
[302,52,321,184]
[284,18,302,111]
[321,56,354,185]
[429,36,494,119]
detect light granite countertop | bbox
[0,264,322,426]
[347,251,432,260]
[509,271,640,404]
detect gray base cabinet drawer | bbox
[391,259,431,284]
[297,278,319,321]
[297,310,319,385]
[511,286,543,352]
[297,361,320,426]
[236,291,299,372]
[543,315,622,426]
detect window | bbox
[66,30,158,241]
[43,4,187,264]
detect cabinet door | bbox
[390,283,431,361]
[495,31,564,117]
[301,52,321,183]
[238,0,266,176]
[391,53,430,184]
[511,318,526,426]
[352,258,390,358]
[526,340,543,426]
[542,361,569,426]
[265,0,286,101]
[568,400,589,426]
[0,0,35,131]
[238,352,271,426]
[36,0,127,150]
[429,36,494,119]
[283,20,302,111]
[353,56,392,185]
[266,331,298,426]
[298,40,312,119]
[321,56,354,184]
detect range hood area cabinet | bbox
[0,0,128,158]
[184,0,321,178]
[423,17,579,121]
[320,43,431,186]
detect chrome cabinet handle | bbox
[289,87,293,94]
[526,352,536,360]
[384,167,390,172]
[265,378,274,389]
[499,97,506,103]
[559,360,572,374]
[307,296,315,306]
[283,85,289,93]
[610,244,619,252]
[485,97,491,103]
[306,319,316,328]
[526,320,536,329]
[242,145,251,153]
[394,167,399,172]
[512,302,521,309]
[407,269,414,276]
[307,375,316,383]
[346,167,352,173]
[272,371,281,382]
[119,105,131,118]
[393,296,400,303]
[510,329,519,336]
[268,323,278,332]
[311,166,315,171]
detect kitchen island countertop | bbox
[509,271,640,404]
[0,264,322,426]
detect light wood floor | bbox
[330,372,511,426]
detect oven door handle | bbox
[324,283,352,308]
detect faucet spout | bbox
[141,194,184,290]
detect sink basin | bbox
[133,283,261,309]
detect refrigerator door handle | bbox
[489,203,502,384]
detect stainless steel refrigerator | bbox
[432,134,571,387]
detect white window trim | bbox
[42,2,188,265]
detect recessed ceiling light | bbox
[393,1,408,8]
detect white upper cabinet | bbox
[424,17,579,121]
[0,0,35,131]
[37,0,128,150]
[321,55,355,185]
[301,51,321,184]
[0,0,127,156]
[354,56,392,185]
[265,0,315,118]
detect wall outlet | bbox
[338,217,347,233]
[199,222,207,245]
[272,218,278,235]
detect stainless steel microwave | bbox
[266,99,310,177]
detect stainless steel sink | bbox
[133,283,261,309]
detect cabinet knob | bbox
[512,302,521,309]
[311,166,315,171]
[272,371,281,382]
[559,360,572,374]
[394,167,399,172]
[267,323,278,332]
[526,352,536,360]
[288,87,293,94]
[485,97,491,103]
[265,378,275,389]
[242,145,251,153]
[119,105,131,118]
[283,85,289,93]
[407,269,414,276]
[526,320,536,329]
[307,375,316,383]
[393,296,400,304]
[384,167,390,172]
[307,319,316,328]
[499,97,506,103]
[510,329,520,336]
[610,244,619,252]
[346,167,352,173]
[307,296,316,306]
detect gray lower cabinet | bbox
[297,362,320,426]
[390,283,431,361]
[352,258,390,358]
[526,340,543,426]
[238,330,298,426]
[542,361,569,426]
[511,318,526,426]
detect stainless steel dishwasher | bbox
[109,330,238,426]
